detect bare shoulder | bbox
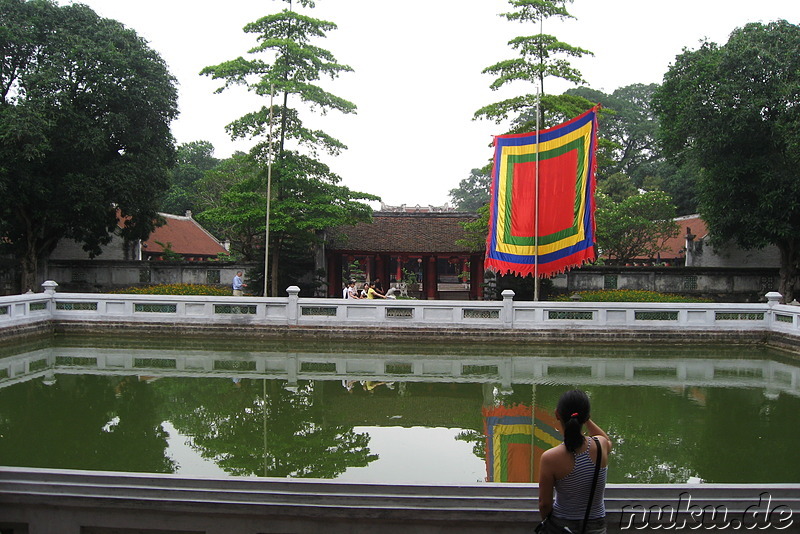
[591,435,613,468]
[596,434,613,453]
[540,444,564,462]
[541,443,576,479]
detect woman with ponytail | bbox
[537,390,612,534]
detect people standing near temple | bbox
[232,271,246,297]
[537,389,612,534]
[367,282,386,299]
[348,281,361,299]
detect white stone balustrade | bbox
[0,282,798,340]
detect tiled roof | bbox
[622,214,708,261]
[143,213,227,256]
[661,214,708,257]
[330,212,479,254]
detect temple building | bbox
[324,207,484,300]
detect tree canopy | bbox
[0,0,178,290]
[653,20,800,302]
[448,168,491,213]
[161,141,220,216]
[200,0,377,296]
[595,190,679,264]
[474,0,595,132]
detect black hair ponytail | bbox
[557,389,590,453]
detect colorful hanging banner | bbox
[485,105,600,277]
[482,404,561,483]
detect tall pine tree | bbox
[474,0,594,132]
[201,0,377,296]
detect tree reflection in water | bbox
[0,375,175,474]
[158,378,378,478]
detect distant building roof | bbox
[330,212,479,254]
[621,214,708,263]
[379,202,457,213]
[143,212,227,258]
[662,214,708,258]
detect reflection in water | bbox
[155,377,377,478]
[0,374,175,474]
[0,341,799,484]
[337,426,486,484]
[482,401,561,483]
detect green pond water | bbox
[1,335,798,485]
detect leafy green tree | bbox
[0,0,178,291]
[194,152,254,215]
[568,84,665,183]
[653,159,700,217]
[161,141,220,216]
[598,172,638,203]
[653,20,800,302]
[449,167,491,213]
[200,0,376,296]
[195,154,265,261]
[474,0,595,132]
[455,204,491,253]
[595,190,680,264]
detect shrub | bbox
[112,284,230,296]
[552,289,711,303]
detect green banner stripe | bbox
[500,137,587,247]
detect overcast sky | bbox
[67,0,800,209]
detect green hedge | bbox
[112,284,231,296]
[552,289,711,303]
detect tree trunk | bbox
[270,245,280,297]
[777,241,798,304]
[20,244,38,293]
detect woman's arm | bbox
[537,452,556,519]
[586,419,612,453]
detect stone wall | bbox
[42,260,259,293]
[551,266,785,302]
[688,236,782,268]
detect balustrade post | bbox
[41,280,58,296]
[42,281,58,317]
[501,289,515,329]
[286,286,301,325]
[765,291,783,307]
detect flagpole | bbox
[530,383,537,482]
[533,15,542,302]
[263,84,275,297]
[534,88,540,301]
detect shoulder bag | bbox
[580,436,603,534]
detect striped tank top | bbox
[552,437,607,520]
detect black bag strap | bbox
[581,437,602,534]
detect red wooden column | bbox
[376,254,390,289]
[327,252,342,297]
[425,255,438,300]
[470,253,484,300]
[395,256,405,284]
[365,255,374,282]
